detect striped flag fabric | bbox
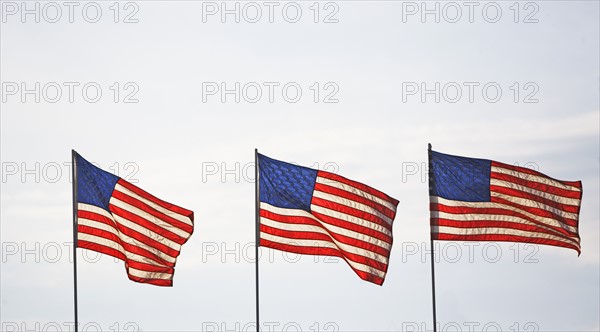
[429,149,582,253]
[257,153,399,285]
[74,152,194,286]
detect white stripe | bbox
[430,196,577,232]
[262,203,391,250]
[78,218,169,266]
[127,267,173,281]
[110,196,191,239]
[315,176,397,211]
[261,216,390,262]
[115,183,193,227]
[433,225,580,249]
[78,217,118,239]
[260,232,386,278]
[490,192,579,220]
[78,203,114,221]
[310,204,393,238]
[77,232,126,255]
[78,203,178,264]
[490,178,581,206]
[312,190,394,226]
[492,166,581,192]
[431,210,578,239]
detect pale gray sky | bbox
[1,1,599,331]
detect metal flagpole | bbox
[428,143,438,332]
[254,148,260,332]
[71,150,79,332]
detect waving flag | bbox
[74,152,194,286]
[257,153,399,285]
[429,149,582,253]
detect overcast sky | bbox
[1,1,599,331]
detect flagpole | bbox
[428,143,438,332]
[254,148,260,332]
[71,150,79,332]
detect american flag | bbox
[429,150,582,253]
[257,153,399,285]
[74,152,194,286]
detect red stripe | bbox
[78,240,127,262]
[261,210,391,256]
[490,184,581,214]
[314,182,397,220]
[109,203,187,245]
[432,231,580,254]
[491,172,582,200]
[431,202,579,236]
[317,171,399,206]
[118,179,194,221]
[492,161,583,188]
[112,190,194,234]
[127,274,173,287]
[261,237,342,258]
[78,210,117,228]
[127,260,174,274]
[78,224,122,246]
[432,218,579,242]
[311,196,392,231]
[261,223,336,243]
[260,238,385,286]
